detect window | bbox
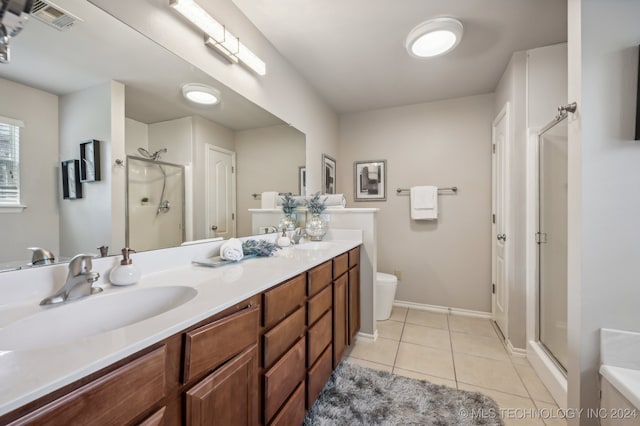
[0,115,24,210]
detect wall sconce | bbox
[170,0,266,76]
[80,139,101,182]
[61,160,82,200]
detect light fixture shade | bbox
[406,17,464,58]
[170,0,267,76]
[182,83,221,105]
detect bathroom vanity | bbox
[0,241,362,425]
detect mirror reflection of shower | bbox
[126,155,185,252]
[137,148,170,215]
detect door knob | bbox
[496,234,506,242]
[211,225,218,231]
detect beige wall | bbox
[339,94,494,312]
[567,0,640,422]
[235,125,305,236]
[59,82,124,257]
[0,78,59,264]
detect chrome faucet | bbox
[40,254,102,306]
[291,228,306,244]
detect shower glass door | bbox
[538,118,568,372]
[126,156,185,251]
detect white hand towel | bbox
[261,192,278,209]
[323,194,347,208]
[410,186,438,220]
[220,238,244,261]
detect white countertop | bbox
[0,239,361,416]
[600,328,640,410]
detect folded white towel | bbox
[410,186,438,220]
[261,192,278,209]
[220,238,244,261]
[323,194,347,208]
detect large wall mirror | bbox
[0,0,305,272]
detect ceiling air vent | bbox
[30,0,81,31]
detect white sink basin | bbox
[0,286,197,351]
[295,242,336,251]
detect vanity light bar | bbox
[170,0,266,76]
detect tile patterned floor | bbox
[345,306,567,426]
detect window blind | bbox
[0,116,23,205]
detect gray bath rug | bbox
[304,362,503,426]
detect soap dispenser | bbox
[277,229,291,247]
[109,248,141,286]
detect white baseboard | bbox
[356,329,378,341]
[507,339,527,357]
[393,300,492,319]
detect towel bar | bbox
[396,187,458,194]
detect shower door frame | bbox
[125,155,186,249]
[524,118,569,409]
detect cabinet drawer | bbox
[13,346,166,426]
[268,381,305,426]
[348,246,360,267]
[307,284,332,326]
[263,306,305,369]
[138,406,166,426]
[307,261,332,296]
[264,337,306,423]
[263,274,306,329]
[184,305,259,383]
[333,253,348,279]
[306,345,333,409]
[307,310,332,367]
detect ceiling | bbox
[0,0,283,130]
[233,0,568,114]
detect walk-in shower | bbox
[526,105,572,408]
[126,151,185,252]
[537,114,568,372]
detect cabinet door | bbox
[186,345,258,426]
[348,265,361,345]
[332,274,348,368]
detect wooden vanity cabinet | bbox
[183,303,260,426]
[2,246,362,426]
[348,247,361,344]
[260,274,307,425]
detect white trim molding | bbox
[393,300,491,319]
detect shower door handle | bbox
[211,225,218,231]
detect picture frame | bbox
[298,166,306,196]
[354,160,387,201]
[61,159,82,200]
[322,154,336,194]
[80,139,101,182]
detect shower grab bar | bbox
[396,187,458,194]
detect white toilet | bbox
[375,272,398,321]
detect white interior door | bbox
[206,145,236,239]
[492,103,509,339]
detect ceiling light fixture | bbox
[405,17,463,59]
[182,83,221,105]
[170,0,266,76]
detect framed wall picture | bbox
[80,139,101,182]
[61,159,82,199]
[299,166,306,196]
[354,160,387,201]
[322,154,336,194]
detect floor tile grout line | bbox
[446,313,460,388]
[390,314,406,370]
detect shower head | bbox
[137,147,167,161]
